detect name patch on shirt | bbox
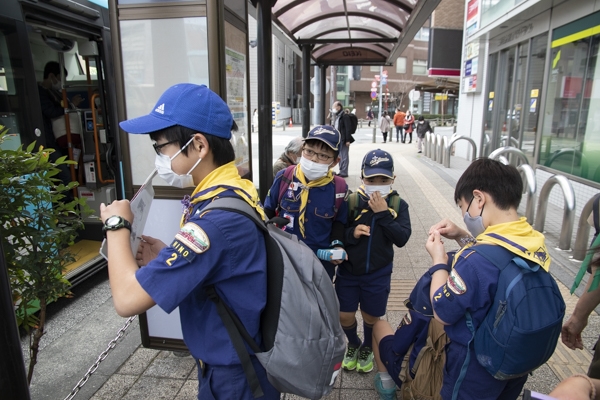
[447,269,467,295]
[175,223,210,254]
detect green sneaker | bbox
[356,346,374,373]
[342,343,361,370]
[374,372,397,400]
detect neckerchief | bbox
[353,185,398,221]
[294,164,333,238]
[180,161,264,227]
[451,217,550,272]
[571,234,600,294]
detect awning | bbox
[270,0,442,66]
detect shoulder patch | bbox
[398,312,412,329]
[175,222,210,254]
[447,269,467,295]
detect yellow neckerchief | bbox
[180,161,264,227]
[354,185,398,221]
[294,164,334,238]
[451,217,550,272]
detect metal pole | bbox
[302,44,312,137]
[0,238,30,399]
[255,0,273,200]
[320,65,327,125]
[377,66,383,143]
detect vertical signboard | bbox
[466,0,480,36]
[463,40,481,93]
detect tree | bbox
[0,128,90,383]
[389,76,418,110]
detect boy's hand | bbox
[426,230,448,265]
[100,200,134,225]
[369,191,388,213]
[353,224,370,239]
[561,315,586,350]
[429,219,467,240]
[136,235,167,266]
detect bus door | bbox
[17,0,120,284]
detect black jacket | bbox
[341,191,411,275]
[415,121,433,138]
[337,113,355,144]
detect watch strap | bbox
[330,239,344,248]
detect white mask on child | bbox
[299,157,330,181]
[154,137,201,188]
[364,185,391,198]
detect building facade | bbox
[457,0,600,216]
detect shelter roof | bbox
[270,0,441,66]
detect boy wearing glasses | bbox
[264,125,349,280]
[100,84,279,399]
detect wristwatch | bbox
[102,215,132,238]
[330,240,344,248]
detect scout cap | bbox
[119,83,233,139]
[304,125,340,152]
[361,149,394,178]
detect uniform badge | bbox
[447,269,467,295]
[175,223,210,254]
[397,312,412,330]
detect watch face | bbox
[106,216,121,228]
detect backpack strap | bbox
[387,193,401,214]
[277,165,296,208]
[202,197,270,399]
[594,194,600,239]
[347,192,360,221]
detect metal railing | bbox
[424,132,432,157]
[443,135,477,168]
[534,175,576,251]
[518,164,536,224]
[572,193,600,260]
[488,146,530,166]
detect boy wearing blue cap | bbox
[337,149,411,375]
[100,84,279,399]
[264,125,349,280]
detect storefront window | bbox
[482,53,497,157]
[521,33,547,159]
[539,12,600,183]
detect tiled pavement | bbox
[23,126,599,399]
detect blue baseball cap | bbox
[405,271,434,317]
[119,83,233,139]
[304,125,340,151]
[362,149,394,178]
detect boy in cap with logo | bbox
[264,125,349,280]
[337,149,411,375]
[100,83,279,399]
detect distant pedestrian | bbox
[331,101,354,178]
[415,116,432,153]
[273,137,303,177]
[252,108,258,133]
[367,108,374,127]
[379,111,391,143]
[403,110,415,144]
[393,108,406,143]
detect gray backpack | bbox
[203,197,345,399]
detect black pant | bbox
[396,126,403,142]
[382,131,387,142]
[405,131,412,142]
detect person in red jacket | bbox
[403,110,415,144]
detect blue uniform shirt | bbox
[264,169,348,252]
[136,191,267,366]
[431,249,528,400]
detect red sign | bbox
[467,0,479,22]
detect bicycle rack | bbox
[572,193,600,260]
[432,134,443,162]
[443,136,477,168]
[424,132,432,157]
[534,174,576,250]
[438,135,448,164]
[489,146,530,166]
[517,164,536,224]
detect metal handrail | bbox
[489,146,530,166]
[443,136,477,168]
[534,175,576,250]
[572,193,600,260]
[517,164,536,224]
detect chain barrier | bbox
[63,315,137,400]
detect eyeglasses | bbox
[153,139,179,155]
[303,147,333,162]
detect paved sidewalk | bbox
[23,126,599,399]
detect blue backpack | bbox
[453,245,565,399]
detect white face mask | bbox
[51,77,62,91]
[154,137,201,188]
[419,121,424,124]
[299,157,330,181]
[364,184,391,198]
[330,109,338,116]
